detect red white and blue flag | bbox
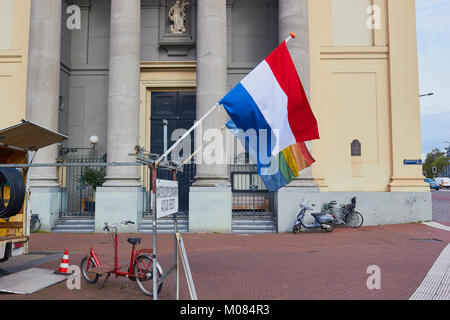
[219,41,319,192]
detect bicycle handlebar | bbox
[103,220,135,232]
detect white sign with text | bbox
[156,179,179,218]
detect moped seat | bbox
[311,212,326,217]
[127,238,141,245]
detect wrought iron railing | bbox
[230,161,274,216]
[57,155,107,217]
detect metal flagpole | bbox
[172,169,179,300]
[177,126,227,169]
[146,32,297,300]
[155,103,220,166]
[285,32,295,44]
[152,164,158,300]
[155,32,295,168]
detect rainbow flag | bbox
[219,42,319,192]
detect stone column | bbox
[25,0,62,231]
[277,0,320,232]
[189,0,232,233]
[96,0,143,233]
[194,0,229,186]
[103,0,141,187]
[279,0,315,187]
[26,0,62,188]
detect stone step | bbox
[52,217,95,233]
[232,229,277,234]
[55,218,94,223]
[138,228,189,234]
[52,226,95,232]
[232,215,277,234]
[52,229,94,233]
[233,224,277,230]
[140,221,188,227]
[232,219,277,225]
[54,221,94,227]
[139,216,189,234]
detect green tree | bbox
[79,167,106,190]
[423,148,450,178]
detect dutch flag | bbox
[219,41,320,192]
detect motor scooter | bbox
[293,204,335,234]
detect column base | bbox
[95,187,144,233]
[192,176,231,187]
[189,186,232,233]
[388,177,430,192]
[29,187,62,232]
[29,178,60,188]
[102,178,141,188]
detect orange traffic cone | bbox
[54,249,73,275]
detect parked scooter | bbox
[293,204,335,234]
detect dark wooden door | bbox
[150,91,196,158]
[150,91,196,214]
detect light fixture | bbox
[59,135,100,156]
[89,135,99,148]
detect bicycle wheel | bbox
[345,211,364,228]
[134,255,163,296]
[80,256,99,284]
[30,216,41,233]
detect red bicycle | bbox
[80,220,163,296]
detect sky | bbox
[415,0,450,159]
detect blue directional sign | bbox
[403,159,423,165]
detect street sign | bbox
[403,159,423,165]
[156,179,178,218]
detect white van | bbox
[434,177,450,189]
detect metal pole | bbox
[152,164,158,300]
[176,233,180,300]
[163,119,168,164]
[177,125,226,169]
[155,103,220,166]
[0,162,141,168]
[285,32,295,44]
[24,152,31,239]
[173,169,179,300]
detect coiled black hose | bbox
[0,168,26,218]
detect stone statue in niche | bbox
[168,0,189,34]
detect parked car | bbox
[434,177,450,189]
[425,178,440,190]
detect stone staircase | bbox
[51,215,277,234]
[138,215,189,234]
[232,214,277,234]
[51,217,95,233]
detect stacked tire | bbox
[0,168,25,219]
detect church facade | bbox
[0,0,431,233]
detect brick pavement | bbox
[0,223,449,300]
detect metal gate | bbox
[230,161,274,216]
[58,155,107,217]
